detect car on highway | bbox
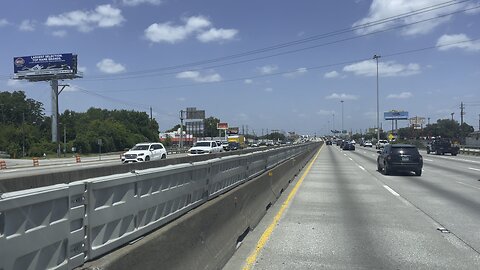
[377,144,423,176]
[188,140,222,155]
[123,142,167,163]
[342,142,355,151]
[364,141,373,147]
[326,140,333,145]
[376,139,389,149]
[228,142,240,150]
[221,141,230,151]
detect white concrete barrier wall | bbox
[0,183,86,270]
[0,143,316,270]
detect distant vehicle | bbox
[340,140,348,149]
[336,139,342,146]
[221,141,230,151]
[377,144,423,176]
[364,141,373,147]
[228,142,240,150]
[426,138,459,156]
[326,140,333,145]
[227,135,246,148]
[123,142,167,163]
[342,142,355,151]
[376,140,389,149]
[188,141,222,155]
[266,140,275,146]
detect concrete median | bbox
[80,143,320,270]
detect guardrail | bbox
[460,147,480,156]
[0,143,317,270]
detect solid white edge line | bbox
[383,185,400,196]
[456,181,480,190]
[468,167,480,172]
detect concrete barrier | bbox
[0,145,296,193]
[80,143,320,270]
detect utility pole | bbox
[451,112,454,121]
[428,117,430,125]
[460,102,465,125]
[373,54,381,144]
[179,110,184,148]
[63,125,66,157]
[150,106,153,121]
[341,100,344,134]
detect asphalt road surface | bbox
[224,144,480,269]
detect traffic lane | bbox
[225,146,480,269]
[0,153,188,179]
[340,146,480,253]
[348,146,480,179]
[358,145,480,165]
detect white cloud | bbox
[264,87,273,92]
[7,79,20,87]
[324,70,339,78]
[352,0,471,36]
[52,30,67,37]
[122,0,162,6]
[0,18,8,27]
[45,4,124,32]
[244,79,253,84]
[96,58,126,74]
[144,15,211,43]
[258,65,278,74]
[343,60,421,77]
[197,27,238,43]
[325,93,358,100]
[284,67,308,78]
[176,70,222,83]
[316,109,335,116]
[78,66,87,73]
[19,20,35,31]
[387,92,413,99]
[437,33,480,52]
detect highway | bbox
[0,152,187,179]
[224,144,480,269]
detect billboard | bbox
[14,53,77,77]
[185,107,205,120]
[227,127,239,135]
[384,110,408,120]
[217,123,228,129]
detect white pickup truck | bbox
[188,141,223,155]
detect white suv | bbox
[188,141,222,155]
[376,140,389,149]
[123,143,167,163]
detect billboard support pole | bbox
[51,79,58,145]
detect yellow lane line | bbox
[242,146,323,270]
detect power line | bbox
[74,37,480,95]
[0,1,475,82]
[77,0,477,81]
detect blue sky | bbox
[1,0,479,135]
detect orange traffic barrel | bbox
[0,160,6,169]
[33,157,39,167]
[76,155,81,163]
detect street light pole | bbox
[373,54,381,144]
[341,100,344,136]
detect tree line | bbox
[0,91,159,158]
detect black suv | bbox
[377,144,423,176]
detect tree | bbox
[203,117,220,137]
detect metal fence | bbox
[0,143,316,270]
